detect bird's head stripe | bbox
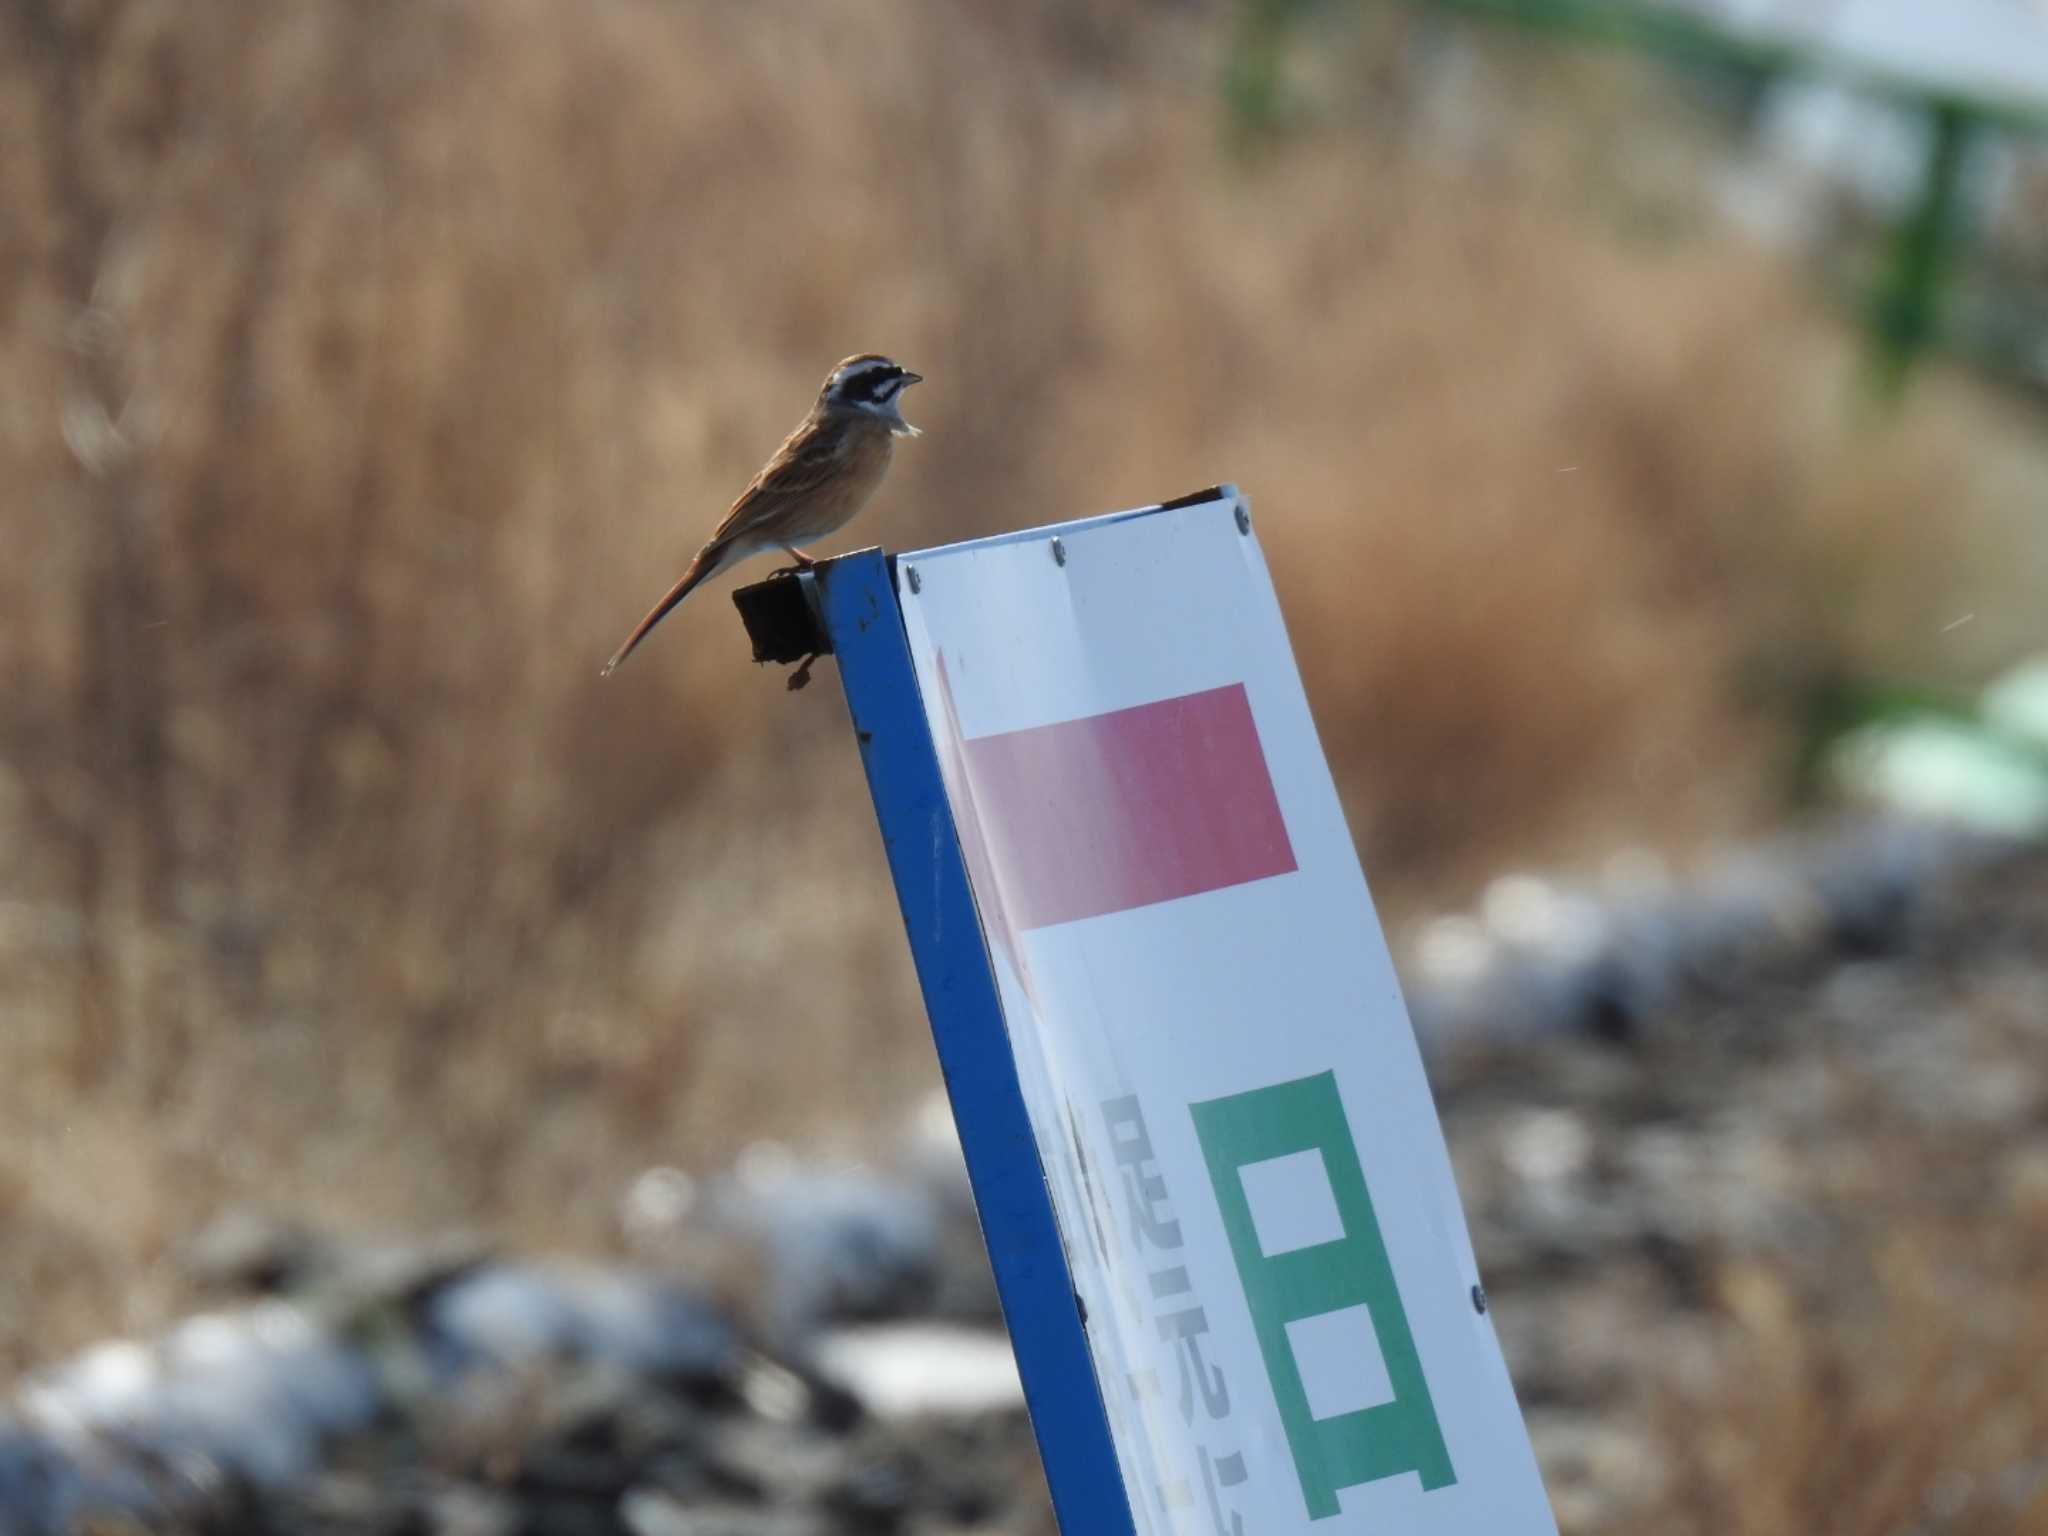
[831,359,905,406]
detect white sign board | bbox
[895,490,1556,1534]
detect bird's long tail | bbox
[600,540,729,676]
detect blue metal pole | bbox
[812,548,1137,1536]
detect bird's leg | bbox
[768,544,819,578]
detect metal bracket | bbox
[732,564,840,691]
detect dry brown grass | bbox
[1613,1169,2048,1536]
[2,0,2045,1385]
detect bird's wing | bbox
[600,415,847,676]
[701,416,850,549]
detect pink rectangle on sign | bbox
[958,683,1297,931]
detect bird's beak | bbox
[900,371,923,386]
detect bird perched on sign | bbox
[601,353,923,675]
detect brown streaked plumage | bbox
[602,353,922,676]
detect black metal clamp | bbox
[731,564,835,691]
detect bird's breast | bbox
[790,425,894,540]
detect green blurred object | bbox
[1865,101,1976,397]
[1226,0,1316,142]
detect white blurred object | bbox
[1480,875,1609,969]
[1833,719,2048,836]
[1500,1110,1595,1187]
[619,1166,698,1250]
[809,1324,1024,1419]
[1670,0,2048,110]
[18,1302,380,1495]
[1983,656,2048,750]
[428,1264,736,1379]
[1414,915,1496,993]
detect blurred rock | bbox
[17,1301,381,1502]
[0,1423,88,1536]
[628,1149,947,1347]
[808,1325,1023,1420]
[180,1209,333,1296]
[620,1492,828,1536]
[427,1265,738,1384]
[1406,816,2018,1050]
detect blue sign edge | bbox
[814,547,1139,1536]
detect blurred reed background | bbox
[3,0,2046,1522]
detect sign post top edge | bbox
[900,483,1243,568]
